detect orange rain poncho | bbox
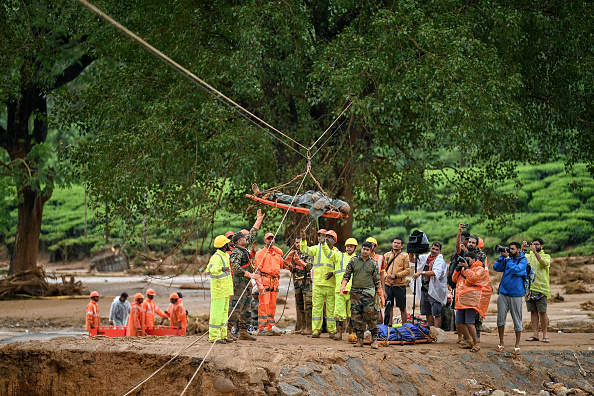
[128,300,146,336]
[85,300,100,331]
[452,261,492,318]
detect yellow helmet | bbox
[345,238,358,246]
[214,235,231,248]
[365,237,378,246]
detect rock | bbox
[277,382,303,396]
[554,387,568,396]
[539,391,551,396]
[213,376,235,394]
[491,390,505,396]
[248,367,269,385]
[295,365,314,377]
[331,364,351,377]
[280,365,293,376]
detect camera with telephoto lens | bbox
[454,255,468,271]
[495,245,510,254]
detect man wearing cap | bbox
[366,237,387,323]
[142,289,167,328]
[168,293,187,335]
[285,236,314,335]
[229,209,265,341]
[322,233,358,341]
[254,233,285,335]
[127,293,146,336]
[86,291,101,331]
[381,237,410,325]
[341,241,384,348]
[207,235,234,343]
[109,292,131,326]
[300,229,337,338]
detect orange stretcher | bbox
[245,194,348,219]
[88,326,126,337]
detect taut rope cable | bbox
[75,0,308,156]
[311,116,349,159]
[308,101,353,151]
[179,171,309,396]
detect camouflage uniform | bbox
[292,254,313,330]
[343,256,381,339]
[229,227,258,330]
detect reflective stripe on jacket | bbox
[85,300,100,331]
[300,240,335,288]
[322,243,355,293]
[208,249,234,299]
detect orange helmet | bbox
[264,232,275,240]
[146,288,155,296]
[325,230,338,240]
[134,293,144,300]
[90,291,100,298]
[317,229,327,234]
[169,293,179,300]
[225,230,234,238]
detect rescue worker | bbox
[229,209,265,341]
[300,228,336,339]
[86,291,101,332]
[168,293,187,335]
[142,289,167,328]
[322,233,358,341]
[255,233,285,335]
[284,236,313,335]
[128,293,146,336]
[207,235,234,343]
[109,292,131,326]
[366,237,385,323]
[341,241,385,348]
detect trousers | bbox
[312,285,336,333]
[209,296,229,342]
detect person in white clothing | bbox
[410,242,447,328]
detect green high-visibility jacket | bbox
[322,243,356,293]
[207,249,234,298]
[300,240,335,288]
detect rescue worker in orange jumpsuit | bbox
[254,232,285,335]
[168,293,187,335]
[85,291,101,331]
[128,293,146,336]
[142,288,167,328]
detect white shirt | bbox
[409,253,447,305]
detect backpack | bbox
[447,252,462,288]
[523,263,536,294]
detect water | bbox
[0,330,87,343]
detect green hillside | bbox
[2,162,593,262]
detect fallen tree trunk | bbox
[0,268,86,300]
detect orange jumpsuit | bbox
[255,246,284,331]
[85,300,100,331]
[169,300,187,335]
[127,301,146,336]
[142,299,167,327]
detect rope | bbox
[179,171,310,396]
[74,0,308,157]
[308,101,353,151]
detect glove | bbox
[325,272,334,280]
[222,267,231,274]
[254,209,265,229]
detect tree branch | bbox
[328,4,363,40]
[52,54,97,91]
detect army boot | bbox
[334,321,343,341]
[301,312,313,335]
[370,335,379,349]
[354,337,364,347]
[239,328,256,341]
[294,308,303,334]
[227,328,237,342]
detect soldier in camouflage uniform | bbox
[341,241,385,349]
[284,236,313,335]
[229,209,265,341]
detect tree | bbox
[0,0,99,275]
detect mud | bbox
[1,333,594,396]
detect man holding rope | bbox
[229,209,265,341]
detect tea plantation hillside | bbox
[1,162,593,263]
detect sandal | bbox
[470,345,481,353]
[459,344,472,349]
[456,339,467,344]
[495,345,505,352]
[526,336,539,342]
[542,338,550,343]
[513,347,521,355]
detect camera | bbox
[453,256,468,271]
[407,230,430,254]
[495,245,510,254]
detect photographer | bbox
[523,238,551,343]
[451,253,491,352]
[493,242,528,355]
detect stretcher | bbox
[358,338,433,345]
[245,194,348,219]
[88,325,126,337]
[144,326,185,336]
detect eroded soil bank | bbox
[1,333,593,396]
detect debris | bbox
[213,376,235,394]
[549,293,565,303]
[0,268,86,300]
[579,300,594,311]
[565,281,592,294]
[512,389,526,395]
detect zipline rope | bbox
[308,101,353,151]
[179,171,310,395]
[75,0,308,157]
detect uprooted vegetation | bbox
[0,269,86,300]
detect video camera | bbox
[495,245,510,254]
[407,230,429,254]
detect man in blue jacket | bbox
[493,242,527,354]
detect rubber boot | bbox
[354,337,364,347]
[239,328,256,341]
[227,328,237,342]
[334,321,343,341]
[370,335,379,349]
[294,306,303,334]
[302,311,313,336]
[311,332,320,338]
